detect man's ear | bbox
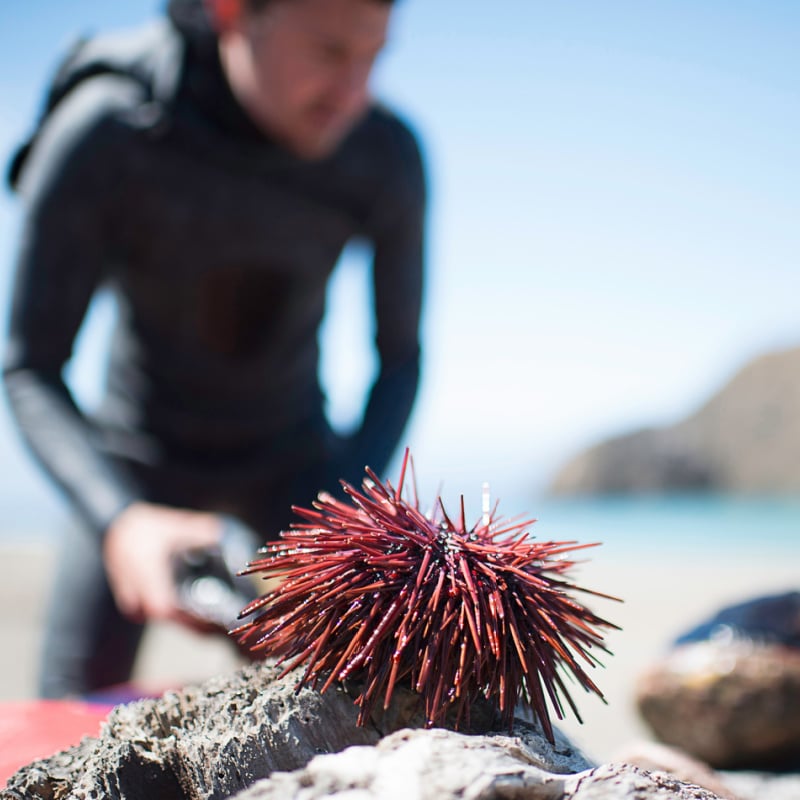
[204,0,244,32]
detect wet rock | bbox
[635,639,800,769]
[229,728,726,800]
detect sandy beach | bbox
[1,541,797,765]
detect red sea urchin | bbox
[232,451,620,742]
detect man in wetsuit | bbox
[3,0,425,697]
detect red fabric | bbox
[0,700,112,786]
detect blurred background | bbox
[0,0,798,531]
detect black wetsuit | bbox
[3,4,426,695]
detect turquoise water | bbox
[526,494,800,560]
[3,493,799,564]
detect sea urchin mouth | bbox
[232,450,620,741]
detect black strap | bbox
[7,22,184,191]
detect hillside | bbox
[549,346,800,495]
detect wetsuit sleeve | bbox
[343,123,427,480]
[3,77,143,535]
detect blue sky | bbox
[0,1,798,526]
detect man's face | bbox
[225,0,392,159]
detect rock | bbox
[635,639,800,769]
[8,652,770,800]
[2,661,380,799]
[612,741,742,799]
[548,345,800,494]
[615,755,800,800]
[564,762,724,800]
[2,656,742,799]
[674,591,800,649]
[1,661,590,800]
[229,728,726,800]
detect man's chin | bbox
[288,136,340,160]
[287,127,350,160]
[286,109,367,160]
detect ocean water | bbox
[2,490,799,565]
[526,494,800,561]
[414,490,800,567]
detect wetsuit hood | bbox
[167,0,216,42]
[168,0,272,144]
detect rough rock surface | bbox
[2,661,381,800]
[635,640,800,769]
[6,656,792,800]
[229,728,725,800]
[615,741,800,800]
[612,741,742,799]
[1,661,590,800]
[548,346,800,494]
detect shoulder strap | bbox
[7,21,184,191]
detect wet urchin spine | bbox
[233,450,620,742]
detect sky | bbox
[0,1,798,528]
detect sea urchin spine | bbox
[232,450,620,742]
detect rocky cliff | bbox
[549,345,800,495]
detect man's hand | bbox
[103,502,222,626]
